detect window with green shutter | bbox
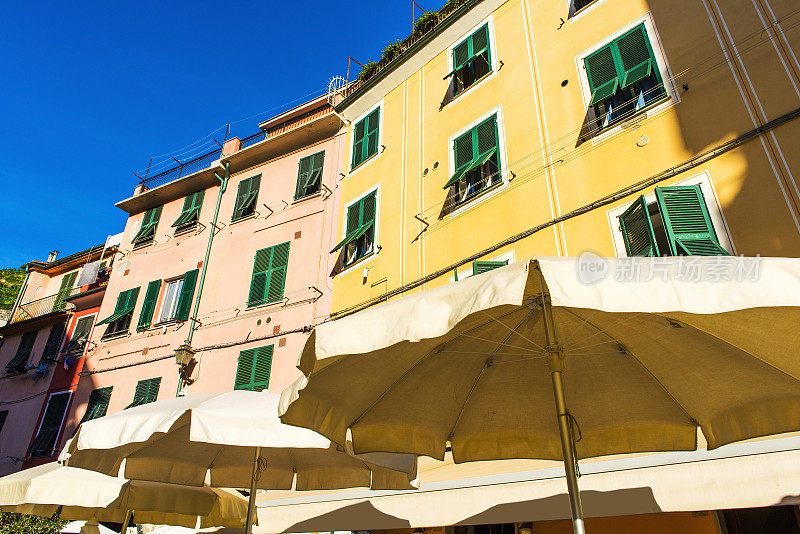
[28,392,70,458]
[53,271,78,311]
[80,387,113,423]
[473,260,509,275]
[5,330,38,375]
[63,315,94,359]
[295,151,325,199]
[97,287,140,337]
[234,345,273,392]
[445,115,502,203]
[351,108,380,169]
[247,243,290,308]
[172,191,205,231]
[232,175,261,221]
[584,24,667,129]
[132,206,163,247]
[447,24,492,97]
[174,269,198,321]
[137,280,162,331]
[330,191,377,266]
[40,322,66,365]
[126,377,161,409]
[618,185,729,257]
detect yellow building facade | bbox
[318,0,800,532]
[329,0,800,315]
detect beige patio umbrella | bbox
[279,256,800,534]
[61,389,417,534]
[0,462,248,529]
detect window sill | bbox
[293,191,323,204]
[231,213,256,226]
[101,330,129,341]
[349,151,380,175]
[448,179,506,219]
[132,239,154,250]
[589,95,672,145]
[245,298,285,311]
[174,223,198,236]
[340,249,377,276]
[445,69,498,109]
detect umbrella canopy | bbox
[62,390,416,492]
[279,256,800,533]
[0,463,248,528]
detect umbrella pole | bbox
[539,270,586,534]
[244,446,261,534]
[119,510,132,533]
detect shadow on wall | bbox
[285,500,412,533]
[455,487,661,526]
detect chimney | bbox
[47,251,59,263]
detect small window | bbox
[445,114,502,204]
[295,151,325,199]
[63,315,94,360]
[351,108,380,170]
[247,243,290,308]
[234,345,273,392]
[53,271,78,311]
[447,24,492,97]
[97,288,141,337]
[5,330,38,375]
[172,190,205,231]
[232,175,261,221]
[584,24,667,130]
[132,206,163,247]
[158,279,184,323]
[80,387,113,423]
[40,322,66,365]
[618,185,729,256]
[572,0,598,14]
[127,377,161,409]
[453,260,509,281]
[28,392,70,458]
[331,191,377,267]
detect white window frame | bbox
[31,390,72,457]
[157,277,184,324]
[444,14,500,107]
[69,312,97,359]
[575,13,680,145]
[338,184,381,277]
[605,171,736,257]
[348,100,385,176]
[450,250,516,283]
[447,104,510,218]
[566,0,609,21]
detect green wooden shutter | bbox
[29,392,70,456]
[331,202,363,253]
[365,108,380,159]
[266,243,290,303]
[585,44,621,105]
[172,191,205,227]
[445,116,499,189]
[616,25,656,89]
[128,378,161,408]
[619,195,660,256]
[53,271,78,311]
[6,330,38,372]
[233,176,261,220]
[470,24,491,67]
[295,155,313,199]
[174,269,199,321]
[125,287,140,312]
[352,118,367,168]
[452,40,470,71]
[133,206,163,243]
[473,260,509,275]
[234,346,273,391]
[248,248,272,307]
[305,151,325,191]
[81,387,113,423]
[96,290,128,325]
[40,322,66,364]
[446,129,477,189]
[137,280,162,331]
[655,186,729,256]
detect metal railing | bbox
[11,287,81,324]
[139,147,223,189]
[264,105,333,138]
[240,130,267,150]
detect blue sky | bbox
[0,0,430,268]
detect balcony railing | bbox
[139,147,223,189]
[240,130,267,150]
[265,105,332,138]
[11,287,81,324]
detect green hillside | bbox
[0,268,25,310]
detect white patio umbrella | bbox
[0,462,248,529]
[61,390,417,534]
[279,256,800,534]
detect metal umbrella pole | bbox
[538,268,586,534]
[119,510,133,533]
[244,446,262,534]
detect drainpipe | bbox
[175,161,230,396]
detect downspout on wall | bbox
[175,161,230,396]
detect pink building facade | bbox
[0,244,118,475]
[62,96,345,443]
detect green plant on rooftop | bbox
[413,11,439,37]
[0,268,25,311]
[357,61,380,82]
[0,512,66,534]
[381,40,404,63]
